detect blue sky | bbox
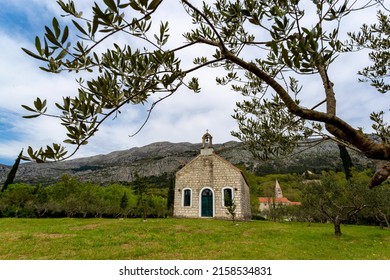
[0,1,388,166]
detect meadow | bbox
[0,218,389,260]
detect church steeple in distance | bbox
[275,179,283,198]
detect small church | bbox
[173,132,251,220]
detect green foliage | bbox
[132,173,148,220]
[224,190,237,223]
[119,191,129,218]
[0,184,36,217]
[338,144,354,180]
[370,111,390,144]
[232,91,315,160]
[348,11,390,93]
[238,167,390,227]
[301,170,376,235]
[0,175,169,218]
[166,174,175,212]
[147,195,169,218]
[120,192,128,210]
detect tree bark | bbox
[370,161,390,189]
[334,217,342,236]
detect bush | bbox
[0,176,168,219]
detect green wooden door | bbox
[201,189,213,217]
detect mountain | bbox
[0,139,373,185]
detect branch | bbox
[370,161,390,189]
[181,0,227,53]
[184,58,225,74]
[62,90,150,160]
[222,49,390,161]
[69,0,163,65]
[128,89,178,138]
[319,202,334,222]
[347,204,368,219]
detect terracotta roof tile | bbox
[258,196,301,205]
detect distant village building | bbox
[258,179,301,212]
[173,132,251,220]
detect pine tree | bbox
[120,191,128,218]
[166,173,175,213]
[133,173,148,220]
[120,192,128,210]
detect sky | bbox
[0,0,388,166]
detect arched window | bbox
[183,188,192,207]
[222,187,234,207]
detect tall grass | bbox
[0,218,389,260]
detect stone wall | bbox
[174,153,251,220]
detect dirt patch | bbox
[35,233,74,239]
[121,243,134,249]
[71,224,100,231]
[173,225,190,232]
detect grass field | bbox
[0,218,389,260]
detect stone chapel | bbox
[173,132,251,220]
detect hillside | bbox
[0,139,373,185]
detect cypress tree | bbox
[338,144,354,180]
[1,149,23,192]
[166,173,175,212]
[120,192,128,210]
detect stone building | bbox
[173,132,251,220]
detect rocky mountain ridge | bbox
[0,139,372,185]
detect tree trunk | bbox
[334,217,342,236]
[378,210,390,230]
[384,216,390,230]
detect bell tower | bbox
[201,130,214,155]
[275,179,283,198]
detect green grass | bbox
[0,218,389,260]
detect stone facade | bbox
[173,132,251,220]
